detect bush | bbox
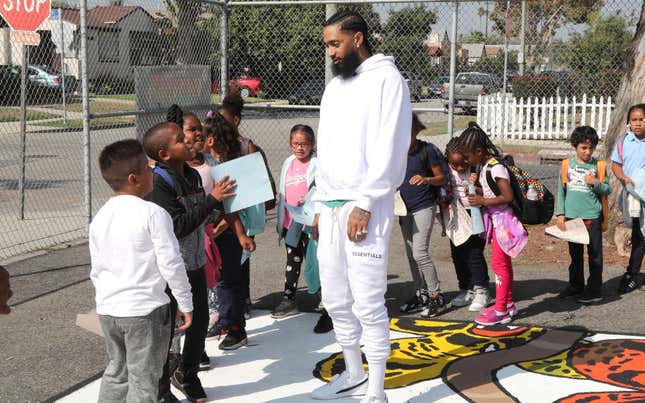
[512,75,558,99]
[90,74,134,95]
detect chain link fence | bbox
[0,0,640,261]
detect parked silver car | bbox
[28,65,77,94]
[442,72,499,114]
[400,71,422,102]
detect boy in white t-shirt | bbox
[90,139,194,402]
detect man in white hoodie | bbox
[311,10,412,403]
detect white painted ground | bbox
[56,311,640,403]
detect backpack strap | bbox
[485,159,501,196]
[153,166,174,189]
[561,158,570,187]
[617,132,627,161]
[597,159,609,232]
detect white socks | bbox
[366,361,386,399]
[343,346,366,381]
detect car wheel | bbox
[240,87,251,98]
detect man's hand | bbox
[313,214,320,241]
[409,175,428,186]
[211,176,237,202]
[238,234,256,252]
[347,207,371,243]
[556,215,567,231]
[176,310,193,331]
[0,266,12,315]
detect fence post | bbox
[220,2,229,100]
[555,95,562,139]
[590,95,597,132]
[563,96,569,138]
[606,96,612,135]
[571,95,577,130]
[447,0,458,138]
[518,97,524,139]
[598,96,604,138]
[541,96,547,139]
[533,97,539,140]
[18,46,28,220]
[80,0,91,227]
[581,94,587,126]
[510,96,516,139]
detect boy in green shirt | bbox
[556,126,611,303]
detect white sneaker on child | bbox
[311,371,368,400]
[360,394,388,403]
[469,286,491,312]
[450,289,474,307]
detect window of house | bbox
[129,31,160,66]
[98,30,119,63]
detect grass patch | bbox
[42,100,136,114]
[210,94,285,105]
[420,116,473,137]
[96,93,135,101]
[0,108,59,122]
[32,116,134,129]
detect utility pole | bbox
[519,0,526,75]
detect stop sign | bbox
[0,0,51,32]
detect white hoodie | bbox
[314,54,412,213]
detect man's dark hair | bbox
[99,139,146,191]
[324,9,373,54]
[142,122,178,162]
[570,126,599,147]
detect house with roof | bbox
[0,6,161,80]
[460,43,486,65]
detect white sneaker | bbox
[311,371,368,400]
[450,289,474,307]
[469,287,491,312]
[360,394,388,403]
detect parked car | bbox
[288,80,324,105]
[28,64,76,95]
[211,74,263,98]
[400,71,422,102]
[442,72,499,114]
[428,75,449,97]
[0,65,23,105]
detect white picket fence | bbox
[477,93,615,140]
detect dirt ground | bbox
[513,219,629,267]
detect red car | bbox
[211,75,263,98]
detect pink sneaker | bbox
[475,309,512,326]
[480,302,517,317]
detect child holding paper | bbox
[272,125,332,333]
[612,103,645,293]
[556,126,611,303]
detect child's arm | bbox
[223,213,256,252]
[149,209,194,317]
[409,163,445,186]
[587,170,611,196]
[555,167,567,230]
[612,161,635,187]
[468,177,513,208]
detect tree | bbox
[478,7,486,34]
[489,0,603,72]
[379,6,437,77]
[468,52,518,75]
[463,30,485,44]
[558,13,632,97]
[604,1,645,232]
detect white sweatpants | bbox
[317,199,393,364]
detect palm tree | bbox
[478,7,486,34]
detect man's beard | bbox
[331,49,362,79]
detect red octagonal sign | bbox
[0,0,51,32]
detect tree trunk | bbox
[604,1,645,233]
[176,0,199,65]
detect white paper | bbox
[545,218,590,244]
[210,153,274,213]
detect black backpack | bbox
[485,155,554,225]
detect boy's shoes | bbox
[198,351,211,371]
[577,290,602,304]
[218,326,248,350]
[206,323,227,339]
[158,390,180,403]
[314,309,334,334]
[311,371,368,400]
[400,289,429,313]
[271,298,299,318]
[360,394,388,403]
[618,273,642,294]
[475,308,512,326]
[420,293,447,317]
[558,285,583,299]
[468,286,491,312]
[450,289,474,308]
[171,367,207,403]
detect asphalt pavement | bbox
[1,216,643,402]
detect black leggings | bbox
[450,234,489,290]
[215,229,245,328]
[283,230,309,299]
[628,217,645,276]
